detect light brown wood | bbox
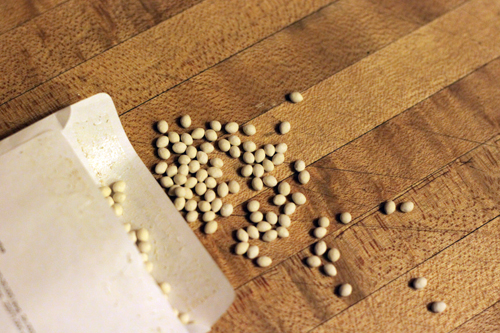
[452,302,500,333]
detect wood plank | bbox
[0,0,204,105]
[0,0,333,138]
[451,301,500,333]
[0,0,67,35]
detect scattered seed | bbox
[186,211,198,222]
[196,151,209,164]
[250,211,263,223]
[289,91,303,103]
[264,144,275,156]
[220,203,233,217]
[430,301,446,313]
[313,227,327,239]
[229,146,241,158]
[200,142,214,153]
[242,141,257,152]
[196,169,208,182]
[174,186,186,198]
[254,149,265,163]
[178,165,189,176]
[338,283,352,297]
[188,160,200,174]
[247,200,260,212]
[185,199,197,212]
[252,177,264,191]
[400,201,414,213]
[178,155,191,165]
[157,120,168,134]
[228,135,241,146]
[158,148,171,160]
[314,241,327,256]
[172,142,187,154]
[294,160,305,172]
[279,121,291,134]
[186,146,197,159]
[168,132,180,143]
[205,177,217,189]
[207,167,222,178]
[412,277,428,290]
[172,308,179,316]
[181,133,193,146]
[225,122,239,134]
[240,164,253,177]
[155,162,168,175]
[217,182,229,197]
[236,229,249,242]
[156,136,169,148]
[292,192,307,205]
[179,312,190,325]
[324,263,337,277]
[278,214,291,227]
[383,200,396,215]
[124,223,132,232]
[112,203,123,216]
[257,221,272,232]
[272,153,285,166]
[203,211,216,222]
[262,230,278,242]
[253,164,265,178]
[195,182,207,196]
[235,242,250,255]
[275,143,288,154]
[210,120,222,131]
[218,139,231,152]
[174,197,186,210]
[243,152,255,164]
[247,245,259,259]
[283,202,296,215]
[262,159,275,172]
[278,181,291,195]
[168,185,180,196]
[100,186,112,197]
[273,194,287,206]
[247,226,259,239]
[263,175,277,188]
[211,198,223,212]
[174,174,187,185]
[160,176,174,188]
[204,221,218,234]
[339,212,352,224]
[277,227,289,238]
[191,128,205,140]
[242,124,256,136]
[128,230,137,242]
[106,196,114,206]
[159,281,171,294]
[318,217,330,227]
[205,129,218,142]
[256,256,272,267]
[136,228,149,242]
[266,212,278,225]
[327,248,340,262]
[228,180,240,194]
[184,188,194,199]
[180,115,191,128]
[210,157,224,168]
[198,201,211,212]
[137,241,152,253]
[145,261,154,272]
[204,189,216,202]
[112,181,126,193]
[298,170,310,184]
[306,256,321,268]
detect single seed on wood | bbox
[136,228,149,242]
[262,230,278,242]
[112,203,123,216]
[210,120,222,131]
[247,200,260,212]
[430,301,446,313]
[412,277,428,290]
[247,226,259,239]
[277,227,289,238]
[241,164,253,177]
[185,199,197,212]
[174,174,187,185]
[400,201,414,213]
[172,142,187,154]
[205,177,217,188]
[306,256,322,268]
[235,242,250,255]
[203,211,216,222]
[210,157,224,168]
[275,143,288,154]
[256,256,272,267]
[314,241,327,256]
[200,142,214,153]
[242,124,256,136]
[186,146,197,159]
[250,211,263,223]
[220,203,233,217]
[211,198,223,212]
[196,151,209,164]
[160,176,174,188]
[289,91,303,103]
[228,135,241,146]
[174,197,186,210]
[229,146,241,158]
[384,200,396,215]
[339,212,352,224]
[180,115,191,128]
[324,263,337,277]
[217,182,229,197]
[168,132,180,143]
[294,160,305,172]
[155,161,168,174]
[205,129,217,142]
[225,122,239,134]
[252,177,263,191]
[318,217,330,227]
[277,182,290,196]
[327,248,340,262]
[262,159,274,172]
[257,221,272,232]
[204,189,216,202]
[283,202,296,215]
[228,180,240,194]
[100,186,112,197]
[264,144,275,156]
[247,245,259,259]
[273,194,286,206]
[278,214,291,227]
[266,212,278,225]
[195,182,207,196]
[128,230,137,243]
[137,241,152,253]
[242,141,257,152]
[157,120,168,133]
[298,170,310,184]
[313,227,327,239]
[279,121,291,134]
[178,155,191,165]
[186,211,198,222]
[243,152,255,164]
[166,165,178,177]
[196,169,208,182]
[191,128,205,140]
[205,221,218,234]
[253,164,264,177]
[106,196,114,206]
[198,201,211,212]
[254,149,265,163]
[292,192,307,205]
[188,160,200,174]
[178,165,189,176]
[218,139,231,152]
[158,148,171,160]
[156,135,169,148]
[338,283,352,297]
[236,229,249,242]
[181,133,193,146]
[263,175,277,188]
[207,167,222,178]
[272,153,285,166]
[159,282,171,294]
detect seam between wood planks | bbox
[447,299,500,333]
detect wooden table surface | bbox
[2,0,500,332]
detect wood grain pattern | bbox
[452,301,500,332]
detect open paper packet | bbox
[0,94,234,333]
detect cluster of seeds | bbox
[410,276,446,313]
[100,180,127,217]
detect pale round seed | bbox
[184,188,193,200]
[339,212,352,224]
[400,201,414,213]
[166,165,178,177]
[112,181,126,193]
[159,282,171,294]
[196,169,208,182]
[283,202,296,215]
[186,211,198,222]
[264,144,275,156]
[136,228,149,242]
[128,230,137,242]
[235,242,250,255]
[266,212,278,225]
[263,175,278,188]
[273,194,286,206]
[298,170,310,184]
[185,145,197,159]
[210,157,224,168]
[384,200,396,215]
[229,146,241,158]
[277,227,289,238]
[196,151,209,164]
[210,120,222,131]
[279,121,291,134]
[174,174,187,185]
[203,211,216,222]
[156,135,169,148]
[205,129,217,142]
[220,203,233,217]
[180,115,191,128]
[178,164,189,176]
[178,154,191,165]
[247,200,260,212]
[106,196,114,206]
[172,308,179,317]
[256,256,272,267]
[242,141,257,152]
[324,263,337,277]
[200,142,214,153]
[272,153,285,166]
[247,226,259,239]
[138,241,152,254]
[174,186,186,198]
[279,214,291,227]
[240,164,253,177]
[313,227,327,239]
[113,192,126,203]
[228,135,241,146]
[188,160,200,173]
[262,230,278,242]
[168,185,180,196]
[218,139,231,152]
[307,256,321,268]
[205,221,218,234]
[155,161,168,174]
[254,149,265,163]
[253,164,264,177]
[275,143,288,154]
[185,199,197,212]
[181,133,193,146]
[236,229,249,242]
[174,197,186,210]
[292,192,307,205]
[204,189,216,202]
[157,120,168,134]
[314,241,327,256]
[228,180,240,194]
[289,91,303,103]
[252,177,263,191]
[191,128,205,140]
[249,211,263,223]
[195,182,207,196]
[242,124,256,136]
[158,148,171,160]
[247,245,259,259]
[243,152,255,164]
[172,142,187,154]
[294,160,306,172]
[327,248,340,262]
[412,277,428,290]
[124,223,132,233]
[318,216,330,227]
[205,177,217,189]
[257,221,272,232]
[198,201,211,212]
[217,182,229,197]
[208,167,222,178]
[100,186,112,197]
[168,132,180,143]
[225,122,239,134]
[208,198,221,213]
[145,261,153,272]
[160,176,174,188]
[262,159,275,172]
[141,252,149,262]
[430,301,446,313]
[112,203,123,216]
[338,283,352,297]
